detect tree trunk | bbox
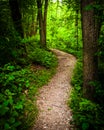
[43,0,48,45]
[81,0,98,100]
[9,0,24,38]
[9,0,27,54]
[37,0,48,47]
[37,0,45,46]
[75,9,79,50]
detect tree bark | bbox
[9,0,24,38]
[81,0,98,100]
[37,0,45,46]
[75,9,79,50]
[37,0,48,47]
[43,0,48,45]
[9,0,27,54]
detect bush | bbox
[28,48,58,68]
[71,59,83,88]
[69,60,104,130]
[70,94,102,130]
[0,59,57,130]
[0,63,38,130]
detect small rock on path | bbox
[32,49,77,130]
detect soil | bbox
[31,49,77,130]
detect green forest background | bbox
[0,0,104,130]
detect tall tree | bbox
[81,0,99,100]
[19,0,38,37]
[75,9,79,50]
[9,0,24,38]
[37,0,48,47]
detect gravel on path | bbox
[32,49,77,130]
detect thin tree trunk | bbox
[75,9,79,50]
[37,0,48,47]
[43,0,48,45]
[81,0,98,100]
[37,0,45,47]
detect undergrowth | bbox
[28,48,57,69]
[69,59,104,130]
[48,41,82,59]
[0,40,58,130]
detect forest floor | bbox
[31,49,77,130]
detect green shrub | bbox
[0,63,37,130]
[71,59,83,90]
[28,48,58,68]
[69,59,104,130]
[70,95,101,130]
[0,60,57,130]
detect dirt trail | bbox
[32,49,77,130]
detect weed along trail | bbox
[32,49,77,130]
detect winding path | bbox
[32,49,76,130]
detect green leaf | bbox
[12,111,19,117]
[82,122,89,130]
[85,5,93,11]
[8,66,15,71]
[15,103,23,110]
[12,121,21,127]
[4,123,10,130]
[26,80,30,87]
[9,117,15,123]
[0,105,9,115]
[3,100,9,106]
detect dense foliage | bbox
[68,1,104,129]
[0,64,35,130]
[0,0,58,129]
[47,2,82,58]
[0,61,57,130]
[69,60,104,130]
[0,0,104,129]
